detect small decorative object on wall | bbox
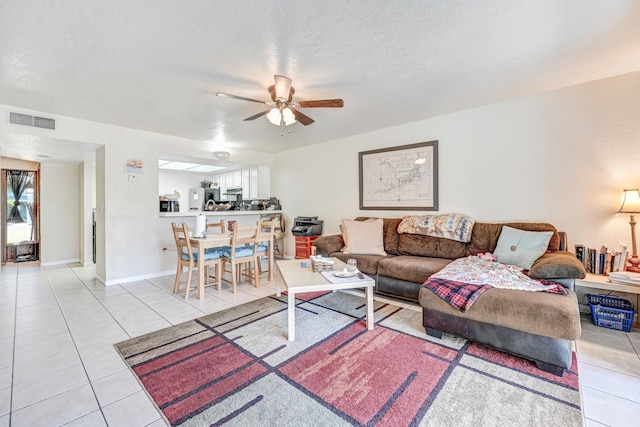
[124,159,144,182]
[359,140,438,210]
[124,159,144,175]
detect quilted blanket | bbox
[423,256,567,311]
[397,214,475,243]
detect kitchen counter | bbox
[159,210,282,217]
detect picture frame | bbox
[359,140,438,210]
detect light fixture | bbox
[266,108,281,125]
[212,151,230,160]
[158,159,226,173]
[618,189,640,272]
[266,105,297,127]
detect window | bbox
[2,168,39,263]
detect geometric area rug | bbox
[114,291,582,426]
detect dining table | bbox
[189,230,274,299]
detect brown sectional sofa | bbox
[313,217,587,376]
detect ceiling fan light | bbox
[266,107,281,125]
[274,75,293,101]
[282,107,296,125]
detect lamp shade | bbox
[266,106,297,127]
[266,108,281,125]
[282,107,296,125]
[618,189,640,214]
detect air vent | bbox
[9,112,56,130]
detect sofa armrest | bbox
[313,234,345,257]
[528,251,586,280]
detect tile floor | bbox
[0,263,639,426]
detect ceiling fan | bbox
[216,75,344,128]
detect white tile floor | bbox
[0,263,639,426]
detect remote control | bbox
[357,273,364,279]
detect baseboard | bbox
[101,269,175,286]
[41,258,81,266]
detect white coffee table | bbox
[275,258,375,341]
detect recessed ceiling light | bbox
[160,161,200,170]
[185,165,226,173]
[159,160,227,173]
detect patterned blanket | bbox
[423,256,568,312]
[397,214,475,243]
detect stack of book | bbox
[574,244,628,275]
[608,271,640,286]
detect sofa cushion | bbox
[529,251,587,279]
[419,286,581,340]
[314,235,345,257]
[494,226,553,270]
[397,233,468,259]
[396,222,560,260]
[377,256,452,284]
[341,218,387,256]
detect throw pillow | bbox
[493,226,553,270]
[340,218,375,248]
[341,218,387,256]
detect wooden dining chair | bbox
[205,218,229,283]
[171,222,222,298]
[255,219,275,279]
[261,213,284,257]
[206,219,225,234]
[220,223,260,293]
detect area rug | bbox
[115,291,582,426]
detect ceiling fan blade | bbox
[216,92,268,104]
[294,99,344,108]
[273,75,293,101]
[243,110,270,121]
[292,109,315,126]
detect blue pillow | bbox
[494,226,552,270]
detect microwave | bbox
[159,200,180,212]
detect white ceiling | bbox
[1,1,640,162]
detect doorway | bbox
[1,165,40,264]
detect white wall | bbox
[2,72,639,282]
[158,170,203,212]
[0,105,275,284]
[95,147,106,280]
[40,162,81,264]
[80,152,96,265]
[273,72,640,257]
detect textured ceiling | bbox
[1,0,640,162]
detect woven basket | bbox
[311,258,334,272]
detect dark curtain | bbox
[8,170,33,223]
[26,202,35,240]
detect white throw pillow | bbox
[494,226,553,270]
[341,218,387,256]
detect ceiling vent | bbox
[9,112,56,130]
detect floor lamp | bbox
[618,189,640,272]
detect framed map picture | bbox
[359,141,438,210]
